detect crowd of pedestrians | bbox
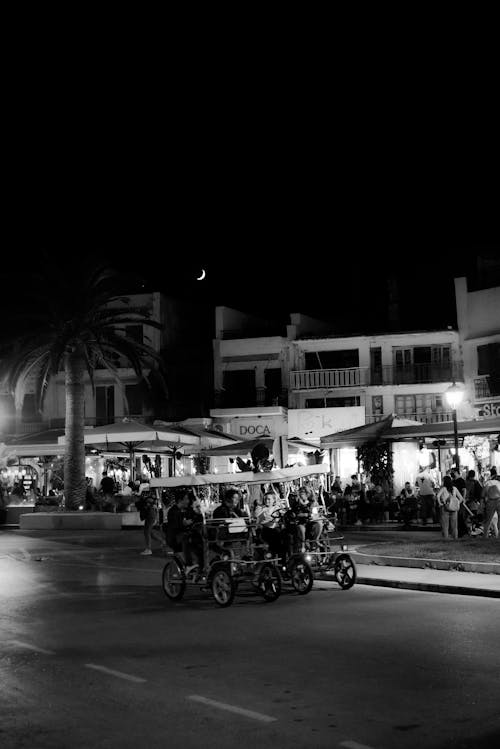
[322,467,500,541]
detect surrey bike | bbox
[151,466,330,606]
[159,498,282,608]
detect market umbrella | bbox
[320,414,423,448]
[80,419,199,480]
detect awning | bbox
[5,429,66,457]
[79,420,199,447]
[320,415,399,448]
[151,464,329,487]
[320,414,500,448]
[386,417,500,440]
[198,436,321,457]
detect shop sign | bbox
[476,400,500,417]
[239,423,271,436]
[214,415,287,439]
[288,407,365,441]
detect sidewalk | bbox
[331,563,500,598]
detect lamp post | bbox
[445,383,464,470]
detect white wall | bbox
[288,407,365,442]
[293,330,460,370]
[455,276,500,413]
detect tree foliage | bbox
[357,441,394,488]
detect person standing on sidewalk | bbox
[137,486,166,556]
[437,476,463,540]
[416,470,436,524]
[451,469,468,537]
[482,467,500,539]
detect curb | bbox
[350,550,500,575]
[356,577,500,598]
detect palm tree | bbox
[0,263,165,509]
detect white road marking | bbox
[85,663,146,683]
[188,695,277,723]
[340,741,376,749]
[9,640,55,655]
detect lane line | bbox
[9,640,55,655]
[340,741,376,749]
[85,663,146,683]
[188,695,277,723]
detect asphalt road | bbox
[1,530,499,749]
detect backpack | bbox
[486,481,500,500]
[441,488,460,512]
[446,489,460,512]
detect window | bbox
[125,384,143,416]
[478,342,500,396]
[372,395,383,415]
[393,345,452,383]
[304,350,359,370]
[96,386,115,425]
[394,394,448,422]
[370,347,382,384]
[264,368,282,406]
[305,396,360,408]
[305,398,325,409]
[223,370,256,407]
[478,342,500,375]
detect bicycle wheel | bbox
[162,556,186,601]
[210,566,236,608]
[257,563,282,602]
[333,554,357,590]
[289,558,314,595]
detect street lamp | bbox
[445,382,464,469]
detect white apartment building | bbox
[212,307,289,439]
[455,275,500,419]
[211,306,465,442]
[289,327,463,423]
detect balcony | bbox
[290,368,368,390]
[474,375,500,400]
[367,412,454,424]
[290,362,463,390]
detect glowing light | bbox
[196,269,206,281]
[445,383,464,410]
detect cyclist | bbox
[166,492,203,575]
[290,488,322,552]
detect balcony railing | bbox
[475,375,500,399]
[367,412,454,424]
[290,368,368,390]
[290,362,463,390]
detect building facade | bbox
[455,275,500,420]
[211,305,466,443]
[0,292,213,438]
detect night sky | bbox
[3,125,498,336]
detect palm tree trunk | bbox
[64,348,86,510]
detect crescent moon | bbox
[196,269,206,281]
